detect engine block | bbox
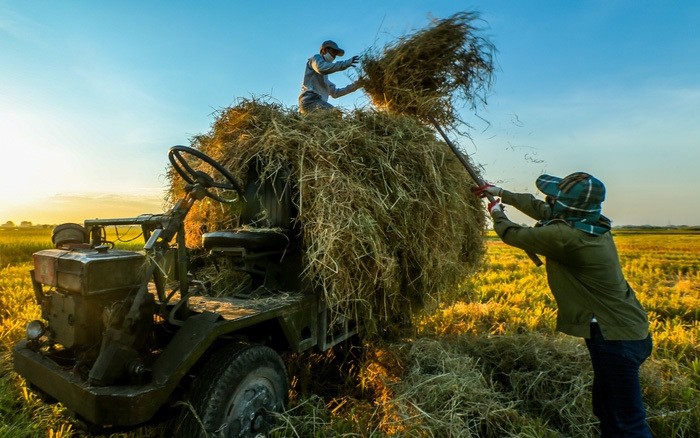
[32,248,146,351]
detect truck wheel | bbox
[179,343,288,437]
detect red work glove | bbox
[487,199,503,215]
[473,183,502,198]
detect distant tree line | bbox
[1,221,53,228]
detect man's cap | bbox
[320,40,345,56]
[536,172,606,205]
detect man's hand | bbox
[488,199,503,215]
[473,183,502,198]
[350,55,360,67]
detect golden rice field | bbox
[1,227,698,437]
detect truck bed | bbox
[186,293,309,320]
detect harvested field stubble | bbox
[170,99,486,331]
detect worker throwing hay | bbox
[298,40,362,113]
[476,172,653,437]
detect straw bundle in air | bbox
[360,12,495,129]
[170,98,486,329]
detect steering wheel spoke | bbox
[168,146,244,202]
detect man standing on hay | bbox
[298,40,361,113]
[476,172,653,438]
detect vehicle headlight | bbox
[26,320,46,341]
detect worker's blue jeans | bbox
[585,323,653,438]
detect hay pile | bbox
[171,98,486,329]
[271,334,594,437]
[380,337,540,437]
[360,12,495,129]
[457,333,595,437]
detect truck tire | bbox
[178,343,288,438]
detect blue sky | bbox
[1,1,699,226]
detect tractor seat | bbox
[202,158,297,255]
[202,230,290,252]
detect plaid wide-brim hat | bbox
[536,172,611,235]
[536,172,606,207]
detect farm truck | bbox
[12,146,357,437]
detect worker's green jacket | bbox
[492,190,649,341]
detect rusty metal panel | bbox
[33,249,145,295]
[13,340,172,426]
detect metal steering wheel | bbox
[168,145,244,203]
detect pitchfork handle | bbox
[430,120,543,267]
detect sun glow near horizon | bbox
[0,110,168,225]
[0,104,174,225]
[1,190,168,226]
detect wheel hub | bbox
[224,381,275,437]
